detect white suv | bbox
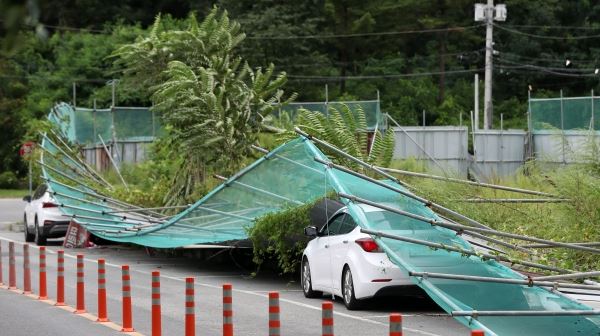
[23,184,69,245]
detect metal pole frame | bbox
[214,174,303,205]
[360,227,570,274]
[409,271,600,292]
[98,134,129,190]
[457,198,569,204]
[342,192,600,255]
[377,166,558,197]
[452,310,600,317]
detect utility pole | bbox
[475,1,506,129]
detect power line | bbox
[287,68,483,81]
[246,25,483,40]
[494,23,600,40]
[505,24,600,31]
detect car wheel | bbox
[342,266,362,310]
[301,258,321,298]
[24,215,34,242]
[34,218,47,246]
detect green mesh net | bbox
[48,103,160,145]
[40,133,600,335]
[530,96,600,132]
[278,100,384,130]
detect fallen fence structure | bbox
[35,123,600,335]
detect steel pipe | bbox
[251,145,324,175]
[523,242,600,249]
[360,228,570,274]
[409,271,600,291]
[344,193,600,254]
[311,155,492,230]
[458,198,570,204]
[452,310,600,317]
[533,271,600,282]
[378,166,558,198]
[214,174,303,205]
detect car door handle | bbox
[343,240,348,244]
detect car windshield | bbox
[362,209,432,231]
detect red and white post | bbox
[389,313,402,336]
[23,244,31,294]
[121,265,134,332]
[38,246,47,300]
[8,241,16,289]
[55,250,65,306]
[223,283,233,336]
[152,271,161,336]
[97,258,108,322]
[322,301,334,336]
[268,292,280,336]
[75,254,85,313]
[185,277,195,336]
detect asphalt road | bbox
[0,198,24,227]
[0,199,469,336]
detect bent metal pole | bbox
[360,228,570,274]
[309,153,492,230]
[342,193,600,255]
[408,271,600,291]
[378,166,559,198]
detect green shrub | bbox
[0,171,19,189]
[248,202,313,275]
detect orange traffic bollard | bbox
[55,250,65,306]
[75,254,85,313]
[152,271,161,336]
[389,313,402,336]
[185,277,195,336]
[97,259,108,322]
[121,265,134,332]
[322,301,334,336]
[23,244,31,294]
[471,331,485,336]
[8,242,16,289]
[268,292,280,336]
[38,247,47,300]
[223,283,233,336]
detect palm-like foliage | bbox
[286,105,395,169]
[113,8,295,204]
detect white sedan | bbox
[301,203,411,310]
[23,184,70,245]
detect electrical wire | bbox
[494,23,600,40]
[287,68,484,81]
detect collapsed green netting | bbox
[530,96,600,132]
[277,100,384,130]
[41,135,600,335]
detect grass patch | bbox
[0,189,29,199]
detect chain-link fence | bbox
[529,95,600,132]
[50,103,161,145]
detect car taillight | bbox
[42,202,58,208]
[355,238,383,253]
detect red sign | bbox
[63,220,94,248]
[19,141,35,157]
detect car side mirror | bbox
[304,226,318,237]
[22,195,31,203]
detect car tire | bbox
[34,218,47,246]
[24,215,34,242]
[301,258,322,298]
[342,266,362,310]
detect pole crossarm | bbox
[342,193,600,254]
[452,310,600,317]
[360,227,571,274]
[409,271,600,291]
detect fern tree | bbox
[113,8,295,205]
[288,104,395,169]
